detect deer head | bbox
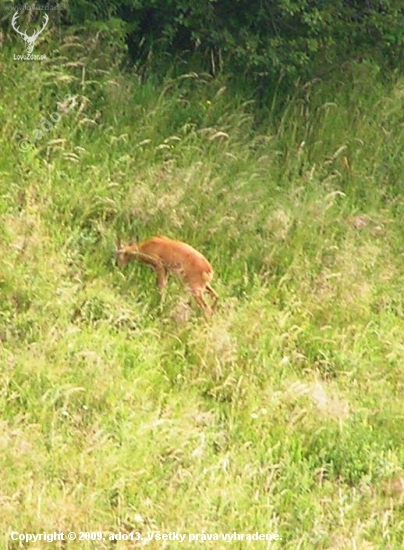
[11,11,49,54]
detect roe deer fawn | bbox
[115,236,219,317]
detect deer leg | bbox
[155,266,168,300]
[206,283,219,311]
[190,288,213,318]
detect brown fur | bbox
[115,236,219,317]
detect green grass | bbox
[0,34,403,549]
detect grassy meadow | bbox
[0,34,404,549]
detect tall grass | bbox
[0,34,403,549]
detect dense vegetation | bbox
[2,0,404,90]
[1,1,404,549]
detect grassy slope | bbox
[0,35,403,549]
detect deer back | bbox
[139,237,213,283]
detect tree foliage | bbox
[3,1,404,88]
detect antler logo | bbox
[11,11,49,55]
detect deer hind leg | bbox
[206,283,219,312]
[190,287,213,318]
